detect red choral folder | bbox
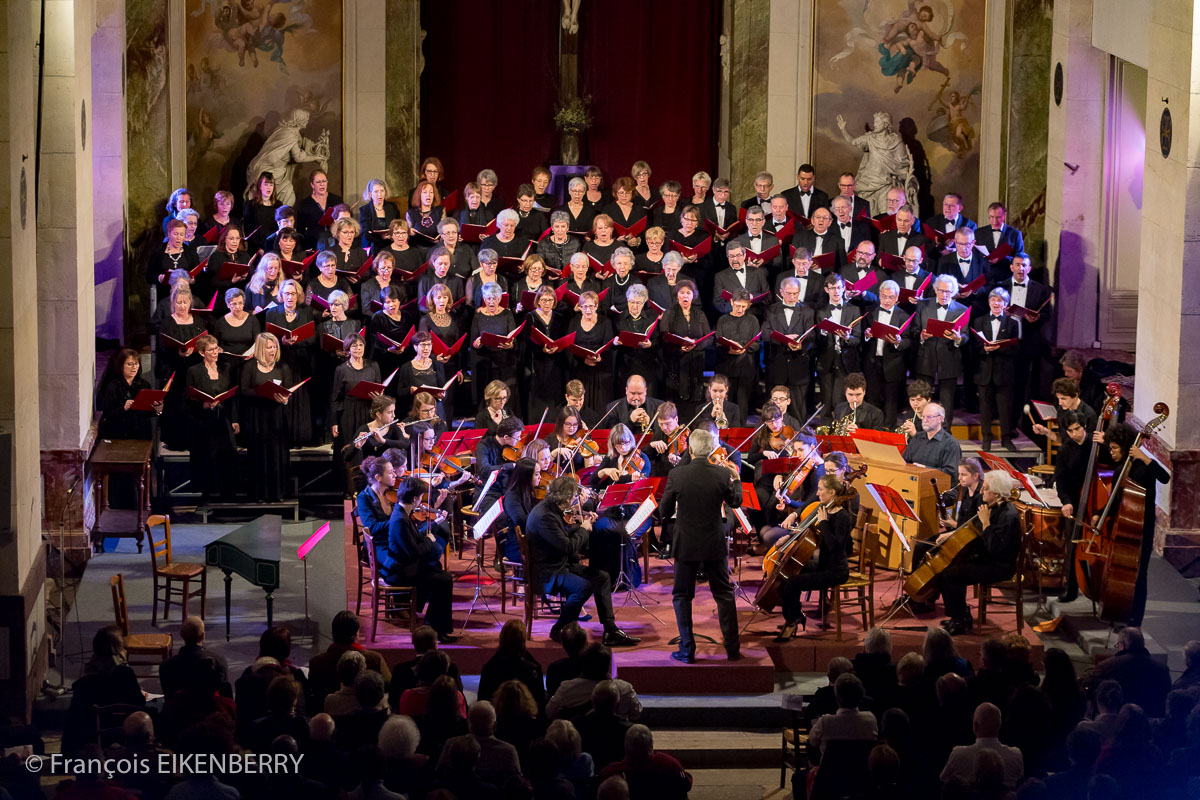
[280,259,307,280]
[441,190,460,216]
[958,275,987,296]
[615,318,659,347]
[479,320,526,347]
[867,314,914,340]
[191,292,219,319]
[1006,297,1051,321]
[160,330,207,351]
[926,228,955,248]
[898,273,933,304]
[254,377,311,402]
[320,333,348,353]
[431,332,467,358]
[612,217,648,239]
[878,252,904,271]
[703,218,746,238]
[567,338,614,360]
[393,262,428,282]
[266,320,316,343]
[769,328,812,348]
[847,271,879,294]
[810,251,839,270]
[971,329,1019,349]
[309,292,357,313]
[529,328,577,351]
[187,385,237,406]
[720,289,771,304]
[201,224,225,244]
[560,286,609,308]
[348,368,399,400]
[772,218,797,244]
[816,317,854,338]
[870,214,898,233]
[976,241,1014,264]
[717,331,762,351]
[129,373,174,411]
[214,260,253,282]
[415,371,462,398]
[924,312,970,338]
[189,256,211,278]
[316,205,338,228]
[671,236,713,260]
[459,219,498,243]
[662,331,715,348]
[376,328,415,352]
[745,243,782,266]
[588,253,614,278]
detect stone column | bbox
[384,0,420,200]
[93,0,125,341]
[726,0,769,198]
[342,0,386,200]
[764,0,813,189]
[37,0,97,569]
[0,0,48,723]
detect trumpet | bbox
[714,406,728,429]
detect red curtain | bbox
[420,0,560,197]
[578,1,721,188]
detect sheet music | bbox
[625,496,657,534]
[473,495,504,540]
[731,506,754,536]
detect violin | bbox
[419,451,480,485]
[667,426,690,458]
[564,433,601,459]
[775,448,819,511]
[617,448,648,477]
[708,446,741,479]
[534,470,553,500]
[501,445,522,462]
[410,501,447,524]
[768,425,796,454]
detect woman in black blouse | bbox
[200,189,235,241]
[437,217,479,279]
[347,395,409,488]
[457,181,496,229]
[245,252,283,314]
[271,226,304,268]
[630,161,655,209]
[329,217,368,284]
[546,407,600,472]
[470,283,520,411]
[264,279,316,445]
[295,168,342,249]
[359,251,397,316]
[715,288,762,412]
[661,279,711,420]
[415,157,448,203]
[560,252,600,312]
[358,179,401,252]
[474,379,514,435]
[158,283,208,450]
[383,219,426,280]
[465,249,509,309]
[604,177,646,249]
[306,250,352,321]
[329,332,380,492]
[319,291,357,346]
[583,166,608,214]
[206,225,250,304]
[480,210,528,260]
[652,180,684,234]
[416,248,465,310]
[512,255,554,315]
[398,331,446,419]
[601,247,642,317]
[614,283,659,394]
[239,333,292,502]
[536,211,582,273]
[669,205,713,291]
[186,334,240,503]
[97,348,158,440]
[646,252,684,313]
[583,215,619,267]
[242,171,280,252]
[499,458,540,561]
[212,288,261,360]
[556,177,596,234]
[405,181,444,248]
[147,218,198,288]
[635,226,667,278]
[366,286,412,399]
[567,290,615,414]
[525,285,567,422]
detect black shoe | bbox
[437,632,460,645]
[603,629,641,647]
[1001,438,1016,451]
[726,650,743,661]
[940,618,954,629]
[549,625,563,643]
[980,440,992,452]
[944,617,972,636]
[670,651,695,664]
[1057,589,1078,604]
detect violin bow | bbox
[428,418,469,477]
[663,401,714,452]
[564,401,620,464]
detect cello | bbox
[754,465,866,612]
[1078,403,1170,623]
[1070,384,1122,599]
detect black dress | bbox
[145,247,199,288]
[331,245,369,284]
[212,313,261,361]
[634,251,666,278]
[614,311,660,393]
[240,360,292,502]
[536,236,582,273]
[446,244,479,279]
[186,362,239,500]
[385,245,425,280]
[468,276,510,308]
[601,274,641,316]
[714,313,763,411]
[661,305,712,419]
[603,203,647,238]
[367,312,415,398]
[583,240,618,267]
[330,358,381,493]
[526,309,568,421]
[359,201,401,250]
[397,358,446,419]
[406,207,444,252]
[295,192,343,248]
[264,307,316,445]
[242,201,279,252]
[306,276,353,319]
[479,235,528,260]
[470,309,521,410]
[567,316,616,414]
[358,277,396,316]
[97,376,155,440]
[554,203,595,235]
[158,315,208,451]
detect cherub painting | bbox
[206,0,316,71]
[928,84,981,157]
[831,0,964,90]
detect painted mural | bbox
[184,0,343,209]
[812,0,986,218]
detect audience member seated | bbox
[892,652,936,725]
[852,627,897,714]
[1172,641,1200,695]
[64,626,146,756]
[396,651,468,719]
[300,714,349,794]
[1044,728,1102,800]
[1165,707,1200,798]
[104,711,174,800]
[545,622,589,700]
[599,725,693,800]
[235,626,309,745]
[547,644,642,723]
[335,671,391,752]
[56,743,140,800]
[164,721,241,800]
[324,651,367,717]
[576,680,634,773]
[930,674,979,770]
[414,675,468,760]
[1002,632,1039,689]
[547,718,596,798]
[940,702,1024,790]
[308,611,392,712]
[437,701,521,787]
[388,626,462,711]
[808,674,878,760]
[378,715,432,799]
[1082,628,1172,718]
[248,676,310,753]
[805,657,856,724]
[347,745,406,800]
[493,679,546,770]
[1075,680,1125,746]
[1093,704,1166,798]
[597,775,631,800]
[476,620,547,711]
[432,735,498,798]
[160,616,231,698]
[1153,691,1196,755]
[1002,684,1056,779]
[1040,647,1087,766]
[262,735,327,800]
[923,627,974,690]
[969,638,1016,712]
[881,708,936,795]
[858,743,915,800]
[969,749,1013,800]
[158,656,237,750]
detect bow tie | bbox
[938,304,949,310]
[1012,281,1025,287]
[715,203,725,208]
[732,269,743,275]
[750,234,761,240]
[840,223,850,230]
[783,304,795,310]
[800,190,811,197]
[830,305,843,311]
[991,315,1001,321]
[959,258,970,264]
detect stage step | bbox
[639,692,794,730]
[650,729,781,769]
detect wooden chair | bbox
[348,502,372,614]
[514,528,564,637]
[779,692,810,790]
[93,703,144,748]
[361,529,418,642]
[109,574,172,665]
[147,515,206,625]
[828,522,887,641]
[1030,419,1059,481]
[976,532,1032,633]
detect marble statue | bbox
[836,110,919,217]
[244,107,330,206]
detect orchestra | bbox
[132,163,1170,648]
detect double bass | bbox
[1077,402,1170,623]
[754,466,866,612]
[1070,384,1121,599]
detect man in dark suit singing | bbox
[659,428,744,663]
[781,164,831,220]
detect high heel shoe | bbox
[773,612,807,642]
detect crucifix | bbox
[559,0,582,102]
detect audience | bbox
[852,627,897,713]
[1082,627,1171,718]
[335,670,391,751]
[546,718,596,797]
[308,610,392,711]
[248,675,309,753]
[1173,641,1200,694]
[324,650,368,716]
[477,619,547,710]
[64,626,146,755]
[160,616,231,698]
[805,656,856,723]
[1044,728,1102,800]
[941,702,1025,790]
[599,725,693,800]
[415,674,469,759]
[493,679,546,768]
[388,625,462,710]
[378,714,432,797]
[546,622,590,699]
[547,644,642,722]
[1093,703,1165,798]
[234,626,309,745]
[437,700,521,786]
[1076,680,1125,746]
[576,680,634,772]
[808,674,877,758]
[347,745,406,800]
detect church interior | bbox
[1,0,1199,797]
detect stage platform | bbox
[345,534,1044,695]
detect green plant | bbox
[554,95,592,135]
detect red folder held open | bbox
[867,313,914,340]
[459,218,499,244]
[479,320,526,348]
[924,311,970,338]
[129,373,174,411]
[745,243,781,266]
[612,217,648,239]
[662,331,715,348]
[671,236,713,260]
[376,328,415,353]
[348,368,399,400]
[431,332,467,358]
[958,275,987,297]
[415,370,462,399]
[703,218,745,238]
[187,384,237,406]
[615,318,658,347]
[254,377,311,402]
[870,214,898,233]
[215,260,253,282]
[529,328,577,351]
[898,273,932,304]
[160,331,207,351]
[717,331,761,351]
[266,320,316,343]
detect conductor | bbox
[659,428,744,663]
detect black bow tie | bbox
[801,190,811,196]
[831,305,843,311]
[715,203,725,209]
[938,304,948,310]
[750,234,761,240]
[991,315,1001,321]
[959,258,970,264]
[783,304,795,310]
[1013,281,1026,287]
[732,269,743,275]
[840,223,850,230]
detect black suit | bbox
[734,231,783,273]
[972,312,1020,443]
[860,304,913,424]
[775,270,826,309]
[700,199,739,233]
[924,213,976,236]
[832,220,874,258]
[878,229,931,263]
[838,265,888,309]
[739,195,773,215]
[761,302,817,418]
[660,457,743,658]
[998,277,1052,421]
[975,225,1024,275]
[936,252,989,306]
[782,186,831,219]
[526,499,615,635]
[604,396,663,432]
[815,303,863,419]
[890,267,934,309]
[912,298,970,423]
[845,195,872,220]
[712,265,771,315]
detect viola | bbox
[768,425,796,453]
[775,448,819,511]
[410,502,446,524]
